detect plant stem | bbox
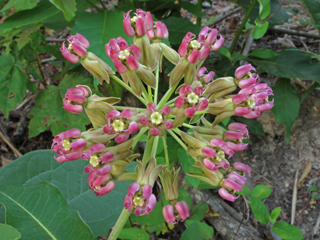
[164,96,178,106]
[157,82,179,109]
[148,85,153,101]
[108,208,131,240]
[114,106,146,112]
[85,0,104,12]
[97,0,108,11]
[150,136,159,158]
[182,123,194,129]
[229,0,258,54]
[162,134,170,169]
[167,129,188,151]
[196,0,203,26]
[154,64,160,104]
[142,87,152,103]
[132,127,148,149]
[110,74,147,106]
[142,133,155,165]
[194,110,208,115]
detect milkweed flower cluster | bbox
[54,8,274,227]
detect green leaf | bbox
[252,184,272,200]
[249,49,278,58]
[0,1,60,30]
[109,79,123,100]
[271,221,303,240]
[72,11,133,72]
[270,207,281,221]
[0,53,30,118]
[189,203,208,221]
[49,0,76,21]
[161,17,202,45]
[0,150,135,237]
[248,49,320,84]
[252,21,269,39]
[131,202,165,226]
[157,137,180,164]
[185,220,214,239]
[0,223,21,240]
[257,0,271,20]
[300,82,320,103]
[236,184,252,196]
[178,148,200,188]
[0,183,94,239]
[250,197,270,225]
[300,0,320,32]
[119,228,150,240]
[180,221,201,240]
[28,73,95,137]
[271,79,300,143]
[309,186,319,191]
[1,0,39,12]
[179,1,206,17]
[233,117,265,136]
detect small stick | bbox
[313,212,320,236]
[0,131,22,158]
[271,26,320,39]
[291,170,299,225]
[206,7,241,26]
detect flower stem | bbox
[114,106,146,112]
[196,0,203,26]
[157,82,179,109]
[154,64,160,104]
[108,208,131,240]
[162,134,170,169]
[142,87,152,103]
[142,133,155,165]
[164,96,178,106]
[150,136,159,159]
[194,110,207,115]
[132,127,148,149]
[110,74,147,106]
[182,123,194,129]
[167,129,188,151]
[229,0,258,54]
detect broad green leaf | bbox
[28,73,94,137]
[271,221,303,240]
[0,53,30,118]
[233,117,265,136]
[189,203,208,221]
[180,221,201,240]
[72,11,133,72]
[0,223,21,240]
[49,0,76,21]
[179,1,206,17]
[185,220,214,239]
[270,207,281,221]
[15,24,41,49]
[0,150,135,237]
[162,17,202,45]
[119,228,150,240]
[178,148,200,188]
[157,137,180,164]
[300,0,320,32]
[252,184,272,200]
[131,202,165,226]
[1,0,38,12]
[252,21,269,39]
[257,0,271,20]
[271,79,300,143]
[236,184,252,196]
[250,197,270,225]
[249,49,278,58]
[248,49,320,84]
[0,1,60,30]
[0,183,94,239]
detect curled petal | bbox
[150,127,160,136]
[147,29,154,39]
[225,131,243,140]
[147,103,157,113]
[163,120,173,129]
[199,44,210,61]
[71,41,87,58]
[197,67,207,78]
[174,97,185,108]
[197,99,208,111]
[123,13,135,37]
[184,107,196,117]
[218,188,239,202]
[103,125,116,135]
[212,35,224,51]
[142,184,152,199]
[193,86,204,96]
[175,201,190,221]
[235,64,256,79]
[130,44,142,60]
[136,18,146,36]
[115,133,130,143]
[75,33,90,48]
[96,164,112,175]
[60,43,79,63]
[226,142,248,151]
[161,106,171,116]
[114,59,128,74]
[127,182,141,195]
[243,110,260,119]
[63,100,83,114]
[163,205,176,223]
[209,138,226,148]
[203,71,215,83]
[140,116,149,126]
[121,109,133,119]
[108,110,121,120]
[256,100,274,112]
[178,41,189,57]
[228,171,247,185]
[234,107,251,116]
[128,121,139,133]
[127,55,139,71]
[95,181,116,196]
[71,138,87,151]
[224,178,243,191]
[101,152,114,163]
[203,158,218,171]
[187,50,200,64]
[232,94,248,105]
[239,77,257,89]
[206,28,218,45]
[202,147,216,158]
[180,85,193,96]
[234,162,251,176]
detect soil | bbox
[0,0,319,240]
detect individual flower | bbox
[224,123,249,151]
[197,26,225,51]
[105,37,156,96]
[163,201,190,224]
[52,129,87,162]
[60,33,89,63]
[87,167,115,196]
[195,67,215,87]
[139,103,173,137]
[103,109,139,143]
[172,85,208,127]
[63,85,89,114]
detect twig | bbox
[243,196,250,222]
[45,38,65,42]
[0,131,22,158]
[232,218,244,240]
[291,170,299,225]
[41,57,57,63]
[313,212,320,236]
[206,7,241,26]
[271,26,320,39]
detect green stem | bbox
[108,208,131,240]
[150,136,159,158]
[142,87,152,103]
[114,106,146,112]
[157,82,179,109]
[196,0,203,26]
[164,96,178,106]
[142,133,155,165]
[154,64,160,104]
[194,110,208,115]
[132,127,148,149]
[148,85,153,101]
[162,134,170,169]
[167,129,188,151]
[85,0,104,12]
[229,0,258,54]
[110,74,147,106]
[97,0,108,10]
[182,123,194,129]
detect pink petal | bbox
[184,107,196,117]
[121,109,133,119]
[218,188,239,202]
[235,64,256,79]
[101,152,114,163]
[115,133,130,143]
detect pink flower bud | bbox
[239,77,257,89]
[163,120,173,129]
[128,121,139,133]
[224,178,243,191]
[163,205,176,223]
[234,162,251,176]
[101,152,114,163]
[95,181,116,196]
[60,43,79,63]
[140,116,149,126]
[226,142,248,151]
[202,147,216,158]
[144,11,153,30]
[175,201,190,221]
[218,188,239,202]
[228,171,247,185]
[203,158,218,171]
[175,97,185,108]
[187,50,200,63]
[123,11,135,37]
[197,99,208,111]
[212,35,224,51]
[127,55,139,71]
[115,133,130,143]
[63,100,83,114]
[147,103,157,113]
[70,41,87,57]
[161,106,171,116]
[235,64,256,79]
[150,127,160,136]
[114,59,128,74]
[184,107,196,117]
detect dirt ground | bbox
[0,0,319,239]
